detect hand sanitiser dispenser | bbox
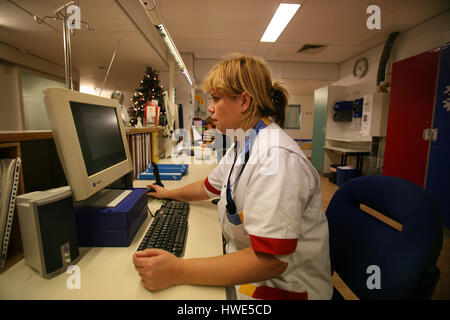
[16,186,80,278]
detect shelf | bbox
[0,130,53,142]
[324,146,371,154]
[0,128,163,142]
[124,126,163,135]
[326,137,372,143]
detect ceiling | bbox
[0,0,448,96]
[157,0,449,62]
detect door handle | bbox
[430,128,438,142]
[423,128,431,141]
[423,128,438,142]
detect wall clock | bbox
[353,57,369,78]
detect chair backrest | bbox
[326,175,443,299]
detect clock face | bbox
[353,57,368,78]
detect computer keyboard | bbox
[137,200,189,257]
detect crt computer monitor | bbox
[44,87,133,203]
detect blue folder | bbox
[146,163,188,174]
[137,172,183,180]
[145,166,187,174]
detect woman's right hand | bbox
[147,184,170,199]
[146,179,209,203]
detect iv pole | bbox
[60,3,74,90]
[34,1,94,90]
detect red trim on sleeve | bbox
[249,234,298,255]
[204,177,221,195]
[253,286,308,300]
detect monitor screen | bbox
[44,87,133,202]
[70,102,127,176]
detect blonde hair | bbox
[203,54,289,128]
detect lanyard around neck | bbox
[225,118,270,215]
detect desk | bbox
[323,146,370,173]
[0,160,226,300]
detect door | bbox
[311,86,328,173]
[383,49,440,187]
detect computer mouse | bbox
[147,187,156,193]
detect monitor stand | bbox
[74,189,132,208]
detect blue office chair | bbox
[325,175,443,300]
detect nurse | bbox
[133,54,333,300]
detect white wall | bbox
[333,43,383,99]
[193,58,338,142]
[285,94,314,140]
[0,62,22,130]
[0,42,73,82]
[156,53,196,129]
[0,42,80,131]
[393,10,450,63]
[194,58,339,85]
[333,9,450,94]
[177,53,195,128]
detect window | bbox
[21,71,66,130]
[285,105,301,129]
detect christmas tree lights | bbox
[128,66,164,126]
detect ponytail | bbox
[270,81,289,128]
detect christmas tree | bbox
[129,66,164,126]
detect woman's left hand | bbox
[133,248,182,291]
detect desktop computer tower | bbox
[16,186,80,279]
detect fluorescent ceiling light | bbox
[142,0,194,87]
[182,68,193,86]
[260,3,301,42]
[156,24,185,70]
[157,24,195,86]
[80,85,97,95]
